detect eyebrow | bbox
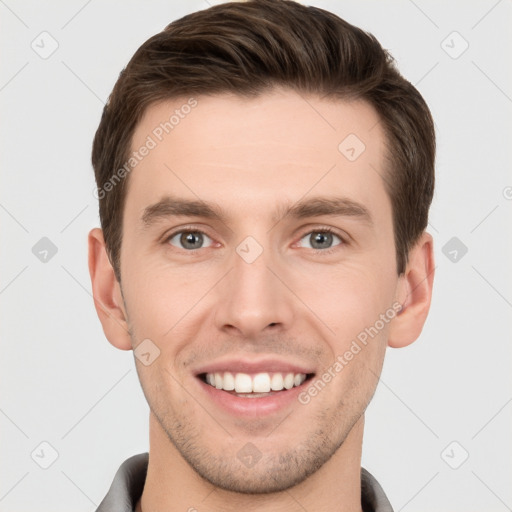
[282,197,372,225]
[141,195,373,227]
[142,197,225,226]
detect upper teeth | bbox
[205,372,307,393]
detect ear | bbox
[388,232,435,348]
[88,228,132,351]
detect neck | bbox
[138,413,365,512]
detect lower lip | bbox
[197,377,311,416]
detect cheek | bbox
[289,261,396,340]
[134,361,193,427]
[121,252,214,337]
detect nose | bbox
[214,243,294,338]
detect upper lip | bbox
[194,356,315,376]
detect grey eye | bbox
[299,231,342,250]
[168,231,213,250]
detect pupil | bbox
[311,232,332,249]
[181,232,203,249]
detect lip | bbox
[196,373,313,416]
[193,356,315,376]
[193,356,316,417]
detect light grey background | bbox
[1,1,511,511]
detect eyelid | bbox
[293,226,350,256]
[296,225,349,244]
[162,225,218,247]
[160,224,350,251]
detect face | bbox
[117,89,402,493]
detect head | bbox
[89,0,435,495]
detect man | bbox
[88,1,435,510]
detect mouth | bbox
[198,371,315,398]
[193,357,316,416]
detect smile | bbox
[202,371,309,396]
[194,357,315,414]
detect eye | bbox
[298,229,343,251]
[167,230,214,250]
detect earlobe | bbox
[388,232,435,348]
[88,228,132,351]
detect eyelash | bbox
[299,226,345,254]
[163,225,347,255]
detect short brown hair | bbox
[92,0,435,279]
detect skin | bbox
[89,88,434,512]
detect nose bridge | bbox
[214,236,293,336]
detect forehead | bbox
[126,89,390,223]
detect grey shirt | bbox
[96,453,394,512]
